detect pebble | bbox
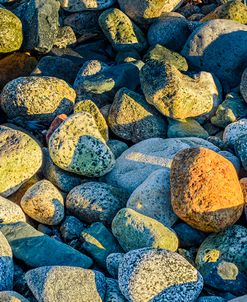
[60,216,85,242]
[0,231,14,291]
[197,297,226,302]
[105,278,127,302]
[106,252,124,278]
[0,195,26,224]
[223,118,247,147]
[60,0,115,12]
[0,291,29,302]
[107,140,128,158]
[54,26,77,49]
[240,66,247,102]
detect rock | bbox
[144,44,188,71]
[234,134,247,170]
[118,248,203,302]
[201,0,247,23]
[0,222,93,268]
[0,52,37,89]
[116,49,141,63]
[197,297,226,302]
[0,126,42,197]
[106,253,124,278]
[223,118,247,147]
[218,151,241,172]
[140,61,220,119]
[20,180,64,225]
[1,76,76,124]
[148,15,191,51]
[112,208,178,252]
[54,26,77,49]
[60,216,85,242]
[99,8,147,52]
[168,118,209,139]
[229,296,247,302]
[127,169,177,227]
[104,137,219,193]
[105,278,127,302]
[0,231,13,291]
[108,88,167,143]
[0,291,29,302]
[0,8,22,53]
[60,0,115,12]
[211,92,247,128]
[182,19,247,89]
[66,182,128,224]
[25,266,106,302]
[240,66,247,102]
[48,113,115,177]
[0,195,26,224]
[171,147,244,232]
[107,140,128,158]
[81,222,122,267]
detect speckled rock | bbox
[240,66,247,102]
[112,208,178,252]
[107,140,128,159]
[108,88,167,143]
[99,8,147,52]
[1,76,76,124]
[0,231,13,291]
[0,8,22,53]
[25,266,106,302]
[105,278,127,302]
[54,26,77,48]
[0,222,93,268]
[118,248,203,302]
[234,134,247,170]
[171,148,244,232]
[60,216,85,242]
[140,61,220,119]
[48,113,115,177]
[60,0,115,12]
[66,182,128,224]
[127,169,177,227]
[0,126,42,197]
[0,291,29,302]
[228,296,247,302]
[0,195,26,224]
[197,297,226,302]
[106,253,124,279]
[21,180,64,225]
[223,118,247,147]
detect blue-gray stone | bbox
[0,231,13,291]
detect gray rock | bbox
[197,297,226,302]
[60,0,115,12]
[105,278,127,302]
[234,134,247,170]
[0,291,29,302]
[0,195,26,224]
[60,216,86,242]
[218,151,241,173]
[223,119,247,147]
[107,140,128,159]
[54,26,77,49]
[106,253,124,278]
[240,67,247,102]
[0,231,13,291]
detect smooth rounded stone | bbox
[74,100,109,141]
[234,134,247,170]
[140,61,220,119]
[54,26,77,49]
[106,253,124,278]
[25,266,106,302]
[66,182,128,224]
[229,296,247,302]
[1,76,76,124]
[168,118,209,139]
[108,88,167,143]
[0,195,26,224]
[112,208,178,252]
[107,140,128,159]
[127,169,177,227]
[104,137,220,193]
[0,126,42,197]
[105,278,127,302]
[211,92,247,128]
[60,216,85,242]
[197,297,226,302]
[0,8,22,53]
[99,8,147,52]
[0,291,29,302]
[173,223,207,249]
[182,20,247,89]
[148,15,191,51]
[48,113,115,177]
[171,148,244,232]
[81,222,122,267]
[223,119,247,147]
[0,52,37,89]
[0,231,13,291]
[20,180,64,225]
[60,0,115,11]
[0,221,93,268]
[144,44,188,71]
[118,248,203,302]
[115,49,141,63]
[31,56,79,85]
[240,66,247,102]
[201,0,247,23]
[218,151,241,173]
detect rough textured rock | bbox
[54,26,77,49]
[0,291,29,302]
[60,0,115,12]
[197,297,226,302]
[107,140,128,158]
[1,76,76,124]
[0,231,14,291]
[118,248,203,302]
[106,253,124,278]
[105,278,127,302]
[240,66,247,102]
[25,266,106,302]
[171,147,244,232]
[0,195,26,224]
[234,134,247,170]
[223,118,247,147]
[112,208,179,252]
[60,216,85,242]
[140,61,220,119]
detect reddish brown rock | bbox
[171,147,244,232]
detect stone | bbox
[112,208,179,252]
[1,76,76,124]
[20,180,64,225]
[25,266,106,302]
[148,15,191,51]
[0,231,13,291]
[219,150,241,173]
[234,134,247,170]
[140,61,220,119]
[81,222,122,267]
[105,278,127,302]
[104,137,219,193]
[116,49,141,63]
[0,195,26,224]
[197,297,226,302]
[118,248,203,302]
[60,0,115,12]
[0,222,93,268]
[108,88,167,143]
[46,114,68,143]
[99,8,147,52]
[171,147,244,232]
[0,8,22,53]
[60,216,85,242]
[54,26,77,49]
[127,169,177,227]
[48,113,115,177]
[107,140,128,158]
[0,126,42,197]
[240,66,247,102]
[182,19,247,89]
[106,253,124,278]
[0,291,29,302]
[229,296,247,302]
[223,118,247,147]
[66,181,128,224]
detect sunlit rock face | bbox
[60,0,116,12]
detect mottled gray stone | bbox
[105,278,127,302]
[0,291,29,302]
[223,119,247,147]
[60,216,86,242]
[106,253,124,278]
[0,231,13,291]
